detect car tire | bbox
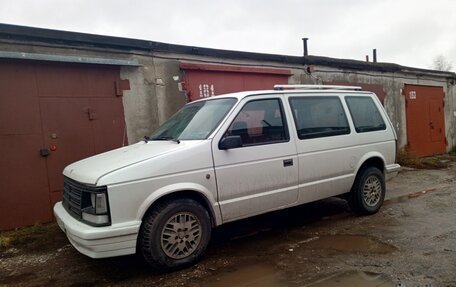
[348,166,385,215]
[138,198,211,271]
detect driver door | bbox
[212,96,298,222]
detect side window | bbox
[289,97,350,139]
[345,96,386,133]
[225,99,288,146]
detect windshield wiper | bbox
[143,136,150,143]
[153,136,181,144]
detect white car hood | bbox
[63,141,186,185]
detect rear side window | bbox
[289,97,350,139]
[345,96,386,133]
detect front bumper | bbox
[54,202,141,258]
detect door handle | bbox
[283,159,293,167]
[40,148,50,157]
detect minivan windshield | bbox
[150,98,237,141]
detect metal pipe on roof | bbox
[373,49,377,63]
[302,38,309,56]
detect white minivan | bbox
[54,85,400,270]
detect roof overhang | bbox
[0,51,141,66]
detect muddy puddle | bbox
[201,265,394,287]
[385,188,437,204]
[202,264,284,287]
[307,270,394,287]
[303,234,396,253]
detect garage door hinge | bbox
[84,107,96,120]
[115,79,131,97]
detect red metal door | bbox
[36,62,128,207]
[404,84,446,157]
[180,62,291,101]
[0,61,53,229]
[429,99,444,143]
[40,98,94,204]
[40,97,126,206]
[0,60,128,230]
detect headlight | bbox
[63,177,111,227]
[90,193,108,214]
[81,191,110,226]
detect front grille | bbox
[62,177,107,221]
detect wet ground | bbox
[1,160,456,287]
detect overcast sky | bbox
[1,0,455,71]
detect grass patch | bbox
[397,149,450,169]
[0,223,62,252]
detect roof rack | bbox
[274,84,362,91]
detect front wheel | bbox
[138,198,211,271]
[348,166,385,215]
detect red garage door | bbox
[180,62,291,101]
[0,60,129,230]
[404,84,446,157]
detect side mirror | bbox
[219,136,242,150]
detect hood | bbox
[63,141,186,185]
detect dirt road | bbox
[1,161,455,286]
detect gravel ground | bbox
[1,159,455,287]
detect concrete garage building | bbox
[0,23,455,230]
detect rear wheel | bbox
[139,198,211,271]
[349,166,385,215]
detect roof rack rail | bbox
[274,84,362,91]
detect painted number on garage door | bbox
[199,84,215,98]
